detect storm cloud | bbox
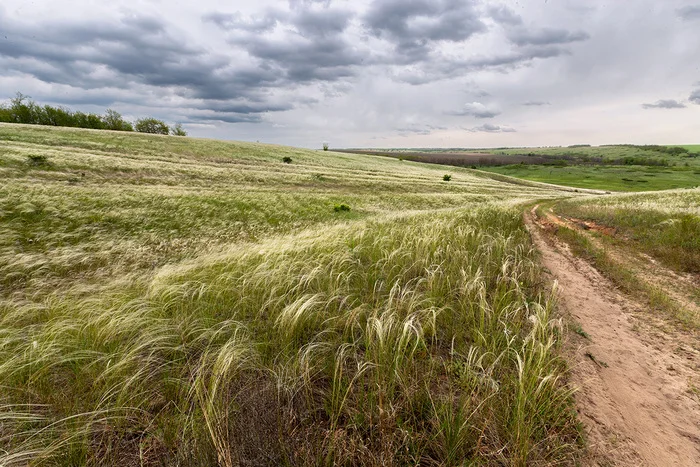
[0,0,697,147]
[677,5,700,20]
[364,0,486,63]
[641,100,687,109]
[690,89,700,104]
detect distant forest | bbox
[0,92,187,136]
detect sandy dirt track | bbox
[526,207,700,466]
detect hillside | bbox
[2,124,697,466]
[342,145,700,192]
[0,124,582,466]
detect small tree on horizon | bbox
[135,117,169,135]
[103,109,134,131]
[171,123,187,136]
[323,142,329,151]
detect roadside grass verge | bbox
[548,222,697,330]
[0,207,582,466]
[554,190,700,275]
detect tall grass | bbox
[0,207,580,465]
[0,125,581,465]
[555,189,700,273]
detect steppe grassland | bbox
[1,124,579,465]
[555,188,700,275]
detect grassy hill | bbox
[1,124,582,465]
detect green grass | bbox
[480,164,700,192]
[554,190,700,274]
[487,144,700,164]
[0,124,582,465]
[676,145,700,153]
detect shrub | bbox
[102,109,133,131]
[27,154,50,166]
[333,203,351,212]
[134,117,170,135]
[282,156,293,164]
[171,123,187,136]
[323,142,329,151]
[0,104,11,122]
[73,111,105,129]
[443,174,452,182]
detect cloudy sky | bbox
[1,0,699,148]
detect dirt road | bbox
[526,207,700,466]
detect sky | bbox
[0,0,699,149]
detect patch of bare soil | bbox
[526,207,700,466]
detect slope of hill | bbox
[0,124,588,466]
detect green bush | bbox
[135,118,170,135]
[333,203,351,212]
[282,156,293,164]
[26,154,50,166]
[443,174,452,181]
[103,109,133,131]
[171,123,187,136]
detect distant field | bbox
[0,124,582,466]
[480,164,700,192]
[343,145,700,192]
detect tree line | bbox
[0,92,187,136]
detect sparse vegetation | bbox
[333,202,351,212]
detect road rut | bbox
[526,207,700,466]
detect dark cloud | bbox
[1,15,233,94]
[522,101,551,106]
[396,45,568,85]
[677,5,700,20]
[447,102,500,118]
[292,7,353,37]
[641,99,686,109]
[507,28,590,46]
[488,5,523,26]
[185,113,262,124]
[212,6,361,86]
[690,89,700,104]
[467,123,516,133]
[0,9,330,122]
[364,0,486,62]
